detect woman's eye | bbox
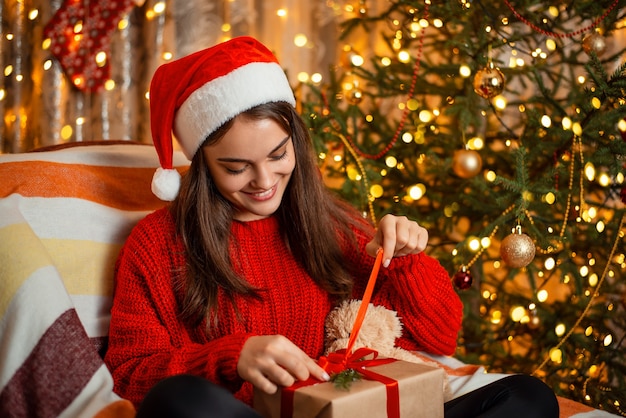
[271,149,288,161]
[226,165,247,174]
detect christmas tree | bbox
[301,0,626,414]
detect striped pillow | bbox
[0,141,187,417]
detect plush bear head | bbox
[324,299,452,401]
[325,299,402,355]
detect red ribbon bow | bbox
[319,347,395,374]
[321,348,400,417]
[280,347,399,418]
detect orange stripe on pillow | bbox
[556,396,594,416]
[0,161,186,211]
[409,351,481,376]
[93,400,136,418]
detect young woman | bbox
[104,36,558,418]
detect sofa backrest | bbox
[0,141,188,356]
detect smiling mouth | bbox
[246,185,277,201]
[253,189,272,197]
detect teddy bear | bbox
[324,299,452,401]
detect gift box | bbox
[255,251,444,417]
[253,357,445,418]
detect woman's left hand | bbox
[365,214,429,267]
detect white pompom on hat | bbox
[149,36,296,201]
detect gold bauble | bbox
[582,32,606,56]
[500,231,536,268]
[452,149,483,178]
[340,47,353,68]
[473,64,505,99]
[346,87,363,104]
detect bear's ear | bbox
[354,303,403,347]
[325,300,405,353]
[366,304,403,340]
[325,300,360,340]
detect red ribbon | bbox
[280,251,401,417]
[280,348,400,418]
[321,348,400,418]
[318,347,395,374]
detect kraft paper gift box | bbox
[253,357,445,418]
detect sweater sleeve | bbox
[104,210,249,407]
[347,223,463,356]
[374,253,463,356]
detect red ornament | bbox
[453,267,473,290]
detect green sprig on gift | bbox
[330,368,363,390]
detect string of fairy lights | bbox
[316,1,625,411]
[2,1,625,410]
[323,1,624,274]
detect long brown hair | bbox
[171,102,369,329]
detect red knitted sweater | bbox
[104,208,462,407]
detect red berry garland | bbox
[330,2,430,160]
[503,0,619,39]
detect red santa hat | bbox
[149,36,296,201]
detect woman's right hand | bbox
[237,335,330,394]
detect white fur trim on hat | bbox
[151,167,181,201]
[173,61,296,160]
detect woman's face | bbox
[202,116,295,221]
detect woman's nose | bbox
[250,164,273,189]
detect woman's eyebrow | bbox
[216,136,291,163]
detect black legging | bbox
[137,373,559,418]
[444,374,559,418]
[136,375,260,418]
